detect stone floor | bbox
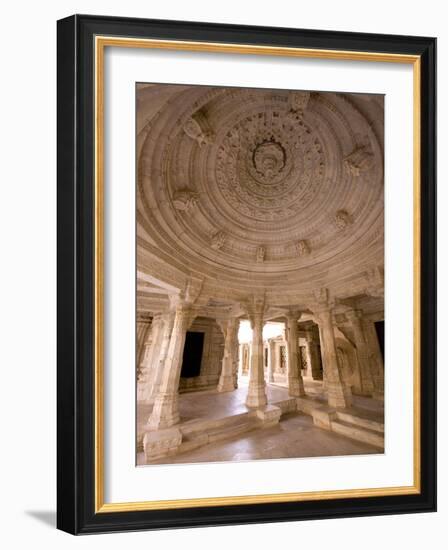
[137,376,384,466]
[141,412,380,465]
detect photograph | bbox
[135,83,385,466]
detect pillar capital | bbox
[242,294,266,327]
[313,307,333,325]
[285,310,302,325]
[364,266,384,298]
[345,308,364,322]
[172,303,197,331]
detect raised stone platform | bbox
[296,395,384,450]
[143,403,283,463]
[138,379,384,464]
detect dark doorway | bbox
[180,331,205,378]
[375,320,385,361]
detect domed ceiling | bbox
[137,84,384,309]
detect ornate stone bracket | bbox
[334,209,353,230]
[312,287,334,312]
[288,91,311,116]
[256,246,266,263]
[210,230,226,250]
[172,189,199,212]
[295,239,310,256]
[344,143,374,177]
[183,110,214,146]
[364,266,384,298]
[183,276,204,305]
[242,294,266,325]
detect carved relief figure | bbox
[288,91,311,114]
[344,144,374,177]
[256,246,266,263]
[295,239,310,256]
[211,231,226,250]
[172,189,199,212]
[183,111,214,146]
[334,209,352,230]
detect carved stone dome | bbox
[137,84,384,306]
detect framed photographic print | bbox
[57,14,436,534]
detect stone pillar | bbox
[315,309,352,408]
[232,326,240,388]
[148,305,195,430]
[136,316,151,368]
[305,330,323,380]
[246,313,268,408]
[285,314,305,397]
[137,314,164,403]
[238,344,244,378]
[147,311,176,401]
[346,310,375,396]
[364,319,384,399]
[241,343,250,375]
[217,318,239,392]
[267,339,275,383]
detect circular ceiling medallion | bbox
[252,140,286,181]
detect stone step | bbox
[335,410,384,433]
[331,419,384,449]
[180,412,250,437]
[179,417,259,453]
[273,398,297,415]
[137,413,250,454]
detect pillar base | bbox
[217,375,235,393]
[288,379,305,397]
[246,383,268,408]
[143,427,182,461]
[327,382,352,409]
[147,393,180,430]
[255,404,281,427]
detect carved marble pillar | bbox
[238,344,244,377]
[305,330,323,380]
[147,311,176,401]
[246,313,267,408]
[232,325,240,388]
[285,314,305,397]
[217,318,239,392]
[267,339,275,383]
[315,309,352,408]
[136,317,151,368]
[364,319,384,399]
[137,314,164,403]
[148,305,196,430]
[346,310,375,396]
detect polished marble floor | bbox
[141,411,380,466]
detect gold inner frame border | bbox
[94,35,421,513]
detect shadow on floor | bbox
[25,510,56,528]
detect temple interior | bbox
[136,83,385,465]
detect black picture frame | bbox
[57,14,436,535]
